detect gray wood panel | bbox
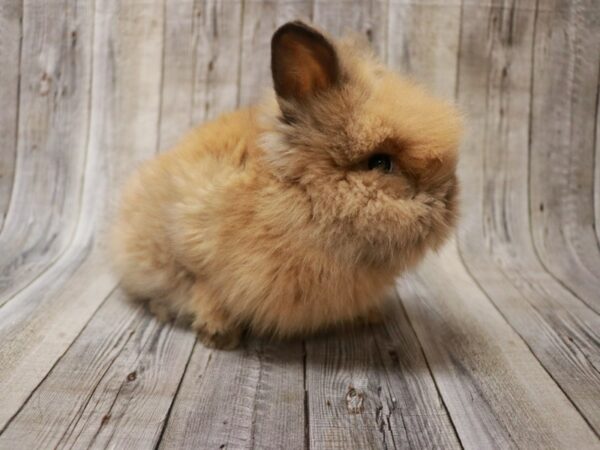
[305,295,462,449]
[239,0,313,106]
[529,0,600,313]
[0,0,93,305]
[160,339,305,450]
[0,290,194,449]
[456,0,600,434]
[596,72,600,246]
[399,244,600,449]
[387,0,461,99]
[0,0,165,431]
[0,0,21,229]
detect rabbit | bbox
[110,21,462,350]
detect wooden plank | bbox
[0,290,194,449]
[387,0,461,99]
[157,0,197,150]
[313,0,388,59]
[456,0,600,434]
[372,296,461,449]
[159,3,307,448]
[596,71,600,245]
[0,0,93,305]
[0,250,112,431]
[159,0,247,149]
[160,339,305,450]
[399,244,600,449]
[238,0,313,106]
[529,0,600,313]
[305,300,462,450]
[0,0,165,431]
[0,0,21,229]
[247,340,305,450]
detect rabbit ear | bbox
[271,21,340,102]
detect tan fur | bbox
[110,22,462,349]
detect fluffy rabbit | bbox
[111,21,462,349]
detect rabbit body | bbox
[111,22,462,349]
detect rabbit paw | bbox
[148,299,175,323]
[193,317,242,350]
[361,308,385,326]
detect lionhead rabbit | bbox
[111,21,462,349]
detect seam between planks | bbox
[235,0,246,109]
[153,339,198,450]
[0,284,118,436]
[0,0,24,234]
[391,289,465,450]
[189,0,199,124]
[302,340,310,450]
[154,0,167,153]
[54,300,141,448]
[593,56,600,246]
[0,0,97,312]
[455,241,600,440]
[525,0,600,315]
[455,3,598,436]
[522,0,600,435]
[451,4,600,435]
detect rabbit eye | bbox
[367,154,393,172]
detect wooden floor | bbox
[0,0,599,448]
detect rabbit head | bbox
[260,21,462,268]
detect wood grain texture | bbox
[160,339,305,450]
[306,326,399,449]
[529,0,600,313]
[387,0,461,99]
[239,0,313,106]
[372,297,461,450]
[0,0,21,229]
[305,298,462,450]
[596,72,600,245]
[398,244,600,449]
[0,0,165,431]
[313,0,388,59]
[0,0,93,305]
[456,0,600,434]
[0,290,194,449]
[596,67,600,246]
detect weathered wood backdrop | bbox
[0,0,599,449]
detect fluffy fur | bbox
[110,22,462,349]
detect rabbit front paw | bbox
[193,317,242,350]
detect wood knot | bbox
[39,72,52,96]
[100,414,111,426]
[127,371,137,381]
[345,387,364,414]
